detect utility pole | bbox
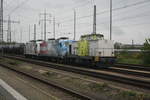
[29,24,30,41]
[40,22,43,40]
[39,10,51,41]
[0,0,3,55]
[34,24,36,41]
[7,16,11,42]
[93,5,96,34]
[52,17,60,39]
[74,10,76,40]
[20,28,22,43]
[44,10,46,41]
[0,0,3,42]
[53,17,55,39]
[132,40,134,47]
[6,16,19,43]
[110,0,112,40]
[13,29,16,42]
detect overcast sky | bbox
[3,0,150,44]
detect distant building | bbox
[121,44,143,49]
[114,42,144,54]
[115,42,143,49]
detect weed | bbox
[43,71,57,77]
[121,91,136,97]
[88,83,109,92]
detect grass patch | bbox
[40,70,150,100]
[7,59,21,65]
[120,91,137,97]
[0,58,22,66]
[8,61,18,65]
[42,71,58,77]
[115,90,150,100]
[88,82,109,92]
[116,51,146,65]
[117,58,142,65]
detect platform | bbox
[0,79,27,100]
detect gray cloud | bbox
[3,0,150,44]
[113,26,125,36]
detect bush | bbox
[142,39,150,64]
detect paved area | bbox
[0,79,27,100]
[0,66,62,100]
[0,89,7,100]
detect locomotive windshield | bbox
[81,34,104,41]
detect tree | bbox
[142,39,150,64]
[114,42,122,49]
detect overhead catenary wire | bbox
[59,11,150,29]
[114,22,150,28]
[58,0,150,37]
[56,1,91,20]
[60,0,150,24]
[6,0,30,15]
[3,0,150,43]
[3,0,18,10]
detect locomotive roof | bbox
[30,40,36,42]
[48,38,55,40]
[57,37,69,40]
[81,34,104,38]
[37,39,43,41]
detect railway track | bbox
[104,67,150,78]
[0,60,94,100]
[2,55,150,90]
[115,63,150,72]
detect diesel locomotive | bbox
[24,34,116,67]
[1,34,116,67]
